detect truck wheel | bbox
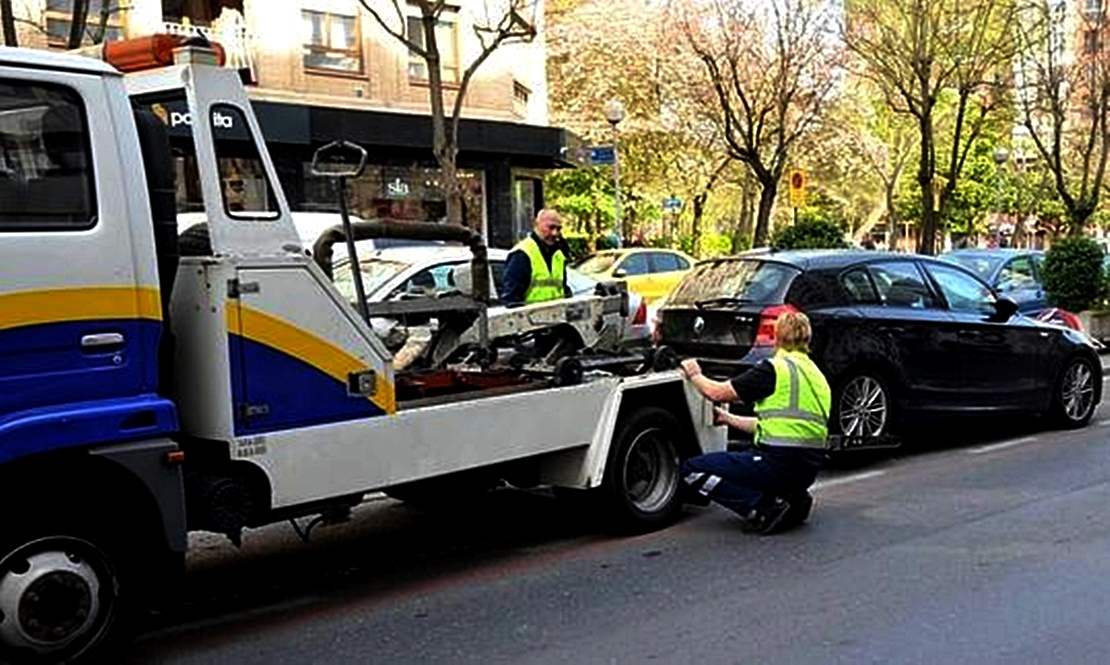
[0,524,131,664]
[603,407,683,532]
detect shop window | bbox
[406,10,459,83]
[46,0,126,48]
[302,10,363,74]
[0,79,96,230]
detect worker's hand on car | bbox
[680,358,701,379]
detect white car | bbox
[332,246,650,346]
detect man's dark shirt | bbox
[729,360,776,403]
[499,232,572,306]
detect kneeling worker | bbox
[679,311,831,535]
[500,208,573,306]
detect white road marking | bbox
[813,470,885,491]
[967,436,1037,455]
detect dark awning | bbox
[251,100,580,169]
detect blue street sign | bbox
[590,145,615,165]
[663,196,683,211]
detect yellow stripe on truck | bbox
[0,286,162,331]
[225,301,396,415]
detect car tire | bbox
[1049,355,1099,429]
[832,370,895,438]
[602,407,683,532]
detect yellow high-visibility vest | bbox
[754,350,831,449]
[514,236,566,303]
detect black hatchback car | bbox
[656,250,1102,438]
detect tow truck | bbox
[0,36,723,662]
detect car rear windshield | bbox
[667,259,797,307]
[333,259,410,302]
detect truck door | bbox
[0,68,175,462]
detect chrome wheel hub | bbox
[624,427,678,514]
[0,544,102,655]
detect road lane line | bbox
[967,436,1037,455]
[812,470,885,491]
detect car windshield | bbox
[667,259,797,307]
[332,259,410,302]
[940,253,1005,281]
[575,254,619,274]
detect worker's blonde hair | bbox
[775,310,812,353]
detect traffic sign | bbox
[789,169,807,207]
[590,145,615,165]
[663,196,683,212]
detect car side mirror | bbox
[613,268,628,278]
[993,297,1019,321]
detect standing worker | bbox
[500,208,573,306]
[679,311,831,535]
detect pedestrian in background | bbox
[679,311,831,535]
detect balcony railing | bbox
[162,9,255,80]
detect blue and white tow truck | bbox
[0,37,722,662]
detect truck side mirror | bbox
[311,141,368,179]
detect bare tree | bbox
[677,0,842,248]
[1,0,16,46]
[357,0,537,227]
[1014,0,1110,232]
[843,0,1019,254]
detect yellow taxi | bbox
[573,248,695,303]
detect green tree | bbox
[1042,236,1107,312]
[1013,1,1110,233]
[843,0,1020,254]
[678,0,843,248]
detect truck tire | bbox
[0,512,140,664]
[602,406,684,532]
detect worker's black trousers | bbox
[681,445,826,517]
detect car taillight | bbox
[632,300,647,325]
[753,304,798,346]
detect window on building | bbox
[406,10,460,83]
[46,0,125,47]
[1087,0,1103,17]
[512,80,531,115]
[0,80,97,230]
[302,10,362,74]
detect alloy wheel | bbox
[1061,360,1096,423]
[838,375,889,437]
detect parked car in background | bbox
[574,248,694,304]
[939,249,1047,313]
[656,250,1101,438]
[335,247,651,346]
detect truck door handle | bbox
[81,332,125,349]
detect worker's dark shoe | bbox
[740,497,792,535]
[780,492,814,530]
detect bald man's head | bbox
[534,209,563,246]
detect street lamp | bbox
[604,98,625,248]
[993,147,1010,247]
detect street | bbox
[126,369,1110,664]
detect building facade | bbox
[8,0,573,247]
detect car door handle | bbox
[80,332,125,349]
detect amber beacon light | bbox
[100,34,226,72]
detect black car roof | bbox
[701,249,937,271]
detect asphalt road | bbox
[126,374,1110,664]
